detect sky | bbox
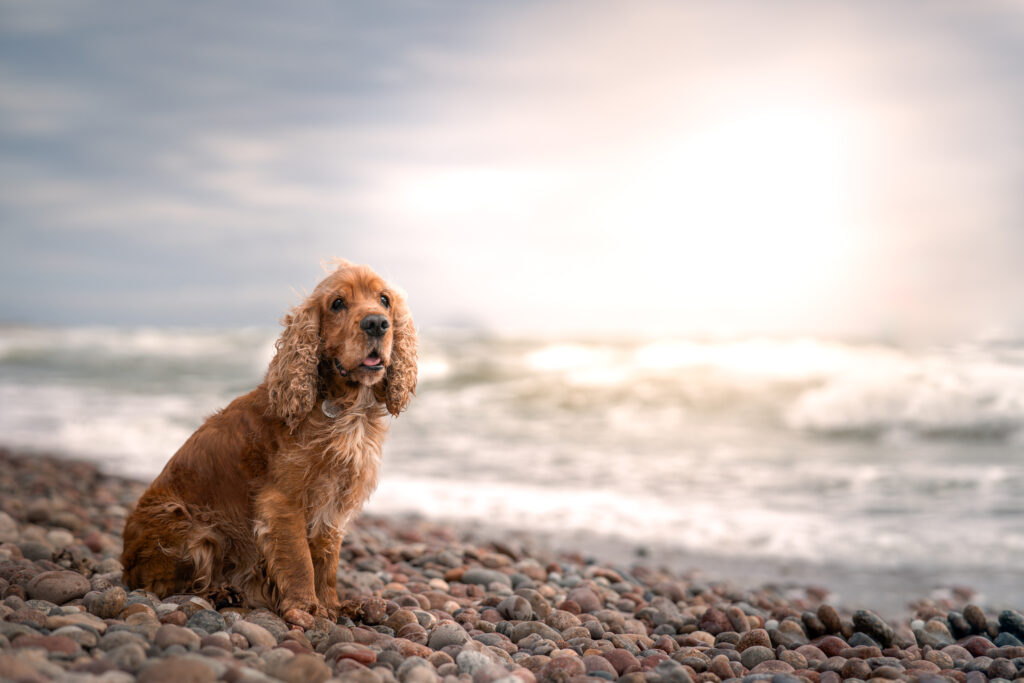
[2,0,1024,341]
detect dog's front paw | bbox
[280,597,318,630]
[317,595,341,622]
[282,607,315,630]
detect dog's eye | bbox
[331,297,346,312]
[380,294,390,309]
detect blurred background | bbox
[2,1,1024,609]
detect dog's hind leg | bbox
[122,495,223,598]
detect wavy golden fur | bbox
[121,261,416,626]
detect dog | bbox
[121,260,416,627]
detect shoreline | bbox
[8,444,1011,620]
[3,447,1024,682]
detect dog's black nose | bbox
[360,314,390,338]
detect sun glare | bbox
[609,101,862,302]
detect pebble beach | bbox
[2,448,1024,683]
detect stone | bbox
[246,610,289,641]
[510,621,562,643]
[539,654,586,679]
[852,610,894,647]
[385,609,420,632]
[813,635,849,657]
[105,642,148,673]
[498,595,534,621]
[25,570,90,604]
[847,631,880,648]
[85,587,127,619]
[585,653,619,676]
[817,605,842,635]
[515,588,551,619]
[948,611,972,639]
[137,655,218,682]
[750,660,795,674]
[960,635,995,657]
[998,610,1024,640]
[457,649,493,675]
[963,605,988,635]
[155,623,201,650]
[727,606,751,633]
[463,568,512,587]
[741,646,776,670]
[397,656,438,682]
[232,619,277,649]
[605,647,642,675]
[0,653,40,681]
[268,653,332,683]
[186,609,226,634]
[778,649,807,670]
[566,586,602,612]
[699,608,732,636]
[801,611,827,639]
[11,633,81,657]
[841,658,872,679]
[51,624,99,649]
[427,622,470,649]
[794,644,827,663]
[708,653,734,679]
[545,609,582,631]
[19,540,55,561]
[737,629,772,651]
[914,625,953,649]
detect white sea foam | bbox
[3,325,1024,573]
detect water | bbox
[2,325,1023,607]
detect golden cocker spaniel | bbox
[121,260,417,627]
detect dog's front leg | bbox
[255,488,318,626]
[310,530,343,620]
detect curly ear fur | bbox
[265,299,321,431]
[383,292,417,416]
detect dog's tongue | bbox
[362,354,381,367]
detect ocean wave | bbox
[4,325,1024,572]
[786,350,1024,439]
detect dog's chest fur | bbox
[283,386,389,538]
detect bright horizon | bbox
[3,1,1024,343]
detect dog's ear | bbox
[380,288,417,416]
[266,297,321,431]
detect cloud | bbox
[2,0,1024,338]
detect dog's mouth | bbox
[360,352,384,371]
[334,352,385,376]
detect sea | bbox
[2,324,1023,612]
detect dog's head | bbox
[266,260,417,429]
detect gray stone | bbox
[397,656,439,683]
[99,629,149,651]
[457,649,493,675]
[497,595,533,621]
[427,622,470,649]
[853,610,894,647]
[136,654,218,682]
[510,621,562,644]
[998,610,1024,640]
[741,646,776,671]
[104,642,148,673]
[25,570,90,604]
[462,568,512,587]
[232,619,277,649]
[155,623,201,650]
[186,609,226,634]
[267,653,331,683]
[18,541,55,561]
[85,587,127,619]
